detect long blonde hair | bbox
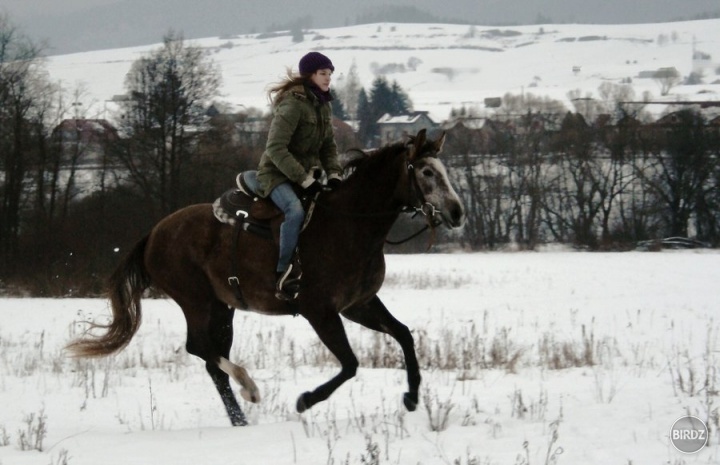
[267,68,310,106]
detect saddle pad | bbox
[213,187,283,225]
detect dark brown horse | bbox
[66,129,465,426]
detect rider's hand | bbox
[304,181,324,197]
[327,178,341,191]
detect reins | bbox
[309,157,444,248]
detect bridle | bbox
[309,146,444,248]
[387,154,444,247]
[404,160,444,224]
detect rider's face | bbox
[310,69,332,92]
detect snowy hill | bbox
[47,19,720,122]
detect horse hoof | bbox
[296,392,311,413]
[240,388,261,403]
[230,413,248,427]
[403,392,418,411]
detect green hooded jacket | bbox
[255,84,342,197]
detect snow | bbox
[45,20,720,123]
[3,18,720,464]
[1,250,719,464]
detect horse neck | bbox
[349,151,409,211]
[323,153,409,239]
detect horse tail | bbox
[66,235,152,358]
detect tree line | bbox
[446,108,720,251]
[2,15,719,296]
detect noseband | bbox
[309,145,445,247]
[383,159,443,248]
[404,161,444,228]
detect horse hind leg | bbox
[183,298,258,426]
[341,296,421,411]
[205,360,248,426]
[217,357,260,403]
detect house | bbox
[710,115,720,137]
[638,67,680,79]
[52,119,119,167]
[441,117,503,155]
[54,119,118,144]
[376,111,436,144]
[204,103,269,147]
[331,117,358,154]
[484,97,502,108]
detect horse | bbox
[65,129,465,426]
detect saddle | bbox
[212,173,282,240]
[213,173,311,306]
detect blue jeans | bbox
[243,171,305,273]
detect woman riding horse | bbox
[66,128,465,427]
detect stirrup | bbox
[275,265,301,301]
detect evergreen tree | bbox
[356,89,374,147]
[369,76,394,118]
[355,77,413,147]
[368,76,412,117]
[330,89,347,120]
[390,80,412,114]
[291,24,304,43]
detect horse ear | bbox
[434,131,446,154]
[408,129,427,161]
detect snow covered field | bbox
[1,250,718,464]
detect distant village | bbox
[56,100,720,171]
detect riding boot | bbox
[275,264,301,301]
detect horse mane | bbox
[342,143,403,178]
[342,137,436,181]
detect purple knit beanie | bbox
[299,52,334,75]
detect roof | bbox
[441,117,488,130]
[377,111,434,125]
[54,119,119,141]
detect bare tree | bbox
[638,109,715,237]
[502,116,551,248]
[567,89,603,123]
[653,67,681,96]
[117,30,221,215]
[447,127,511,249]
[0,13,47,275]
[596,82,635,114]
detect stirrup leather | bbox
[276,264,301,301]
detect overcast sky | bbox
[2,0,719,55]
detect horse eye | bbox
[422,169,434,177]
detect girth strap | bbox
[224,191,319,310]
[228,210,249,310]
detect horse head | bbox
[405,129,465,229]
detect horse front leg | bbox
[341,296,421,411]
[296,310,358,413]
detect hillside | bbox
[47,19,720,122]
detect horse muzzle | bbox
[442,202,466,229]
[427,200,465,229]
